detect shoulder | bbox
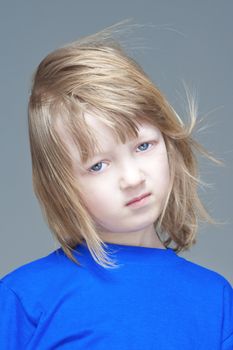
[174,254,233,344]
[174,253,232,292]
[0,247,93,338]
[0,248,80,303]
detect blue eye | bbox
[137,142,152,152]
[88,142,154,173]
[89,162,107,173]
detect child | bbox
[0,21,232,349]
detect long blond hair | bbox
[28,21,222,268]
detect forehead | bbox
[84,112,161,143]
[55,112,162,165]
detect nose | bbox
[119,160,146,189]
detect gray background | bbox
[0,0,232,284]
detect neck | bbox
[99,225,166,249]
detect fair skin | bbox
[56,112,171,249]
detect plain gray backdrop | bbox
[0,0,232,284]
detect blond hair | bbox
[28,21,222,269]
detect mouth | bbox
[126,192,151,206]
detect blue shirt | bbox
[0,242,233,349]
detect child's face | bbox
[57,112,170,242]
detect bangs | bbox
[54,98,148,165]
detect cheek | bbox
[150,154,170,190]
[79,177,112,212]
[150,150,170,174]
[163,161,171,187]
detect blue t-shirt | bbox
[0,242,233,349]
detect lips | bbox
[126,193,151,206]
